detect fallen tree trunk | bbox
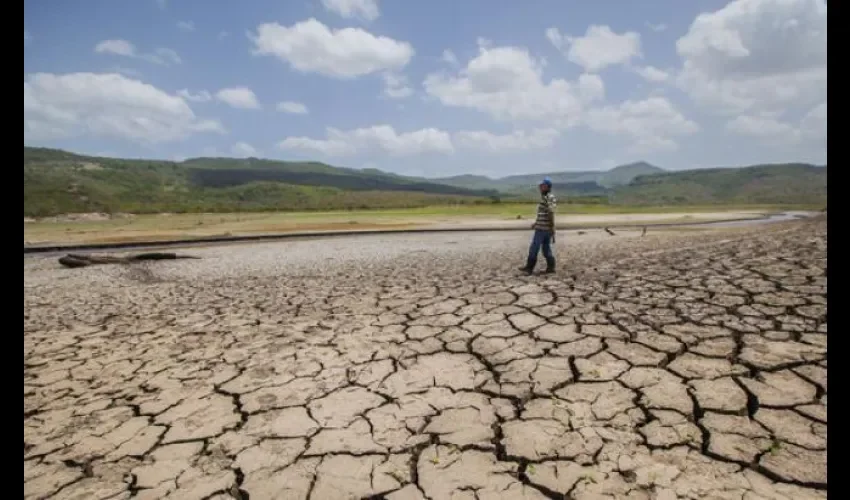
[59,252,200,268]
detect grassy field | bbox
[23,203,819,246]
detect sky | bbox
[24,0,827,178]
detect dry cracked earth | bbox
[24,219,827,500]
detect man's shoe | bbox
[518,266,533,275]
[543,267,556,274]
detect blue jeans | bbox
[526,229,555,270]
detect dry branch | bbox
[59,252,200,268]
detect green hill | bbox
[610,163,827,206]
[434,161,825,206]
[434,161,665,196]
[23,147,827,216]
[23,147,500,217]
[431,174,500,190]
[599,162,666,188]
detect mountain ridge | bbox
[433,161,666,192]
[23,146,827,216]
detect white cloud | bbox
[646,22,668,33]
[155,0,167,9]
[279,125,454,157]
[231,141,259,157]
[635,65,670,83]
[177,21,195,32]
[675,0,826,115]
[215,87,261,109]
[24,30,32,44]
[94,39,182,65]
[321,0,380,21]
[800,102,826,142]
[726,101,827,147]
[24,72,224,144]
[424,42,604,126]
[276,100,309,114]
[382,73,413,99]
[547,25,642,72]
[585,97,699,153]
[726,114,798,140]
[95,39,136,57]
[441,49,458,66]
[544,28,563,50]
[454,129,559,153]
[249,18,413,79]
[178,89,212,102]
[218,31,229,40]
[148,48,182,65]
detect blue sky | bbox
[24,0,827,178]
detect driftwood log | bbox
[59,252,200,268]
[604,227,616,236]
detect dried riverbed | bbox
[24,219,827,499]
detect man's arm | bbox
[545,193,557,212]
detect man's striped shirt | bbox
[533,192,557,231]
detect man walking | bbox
[519,177,557,275]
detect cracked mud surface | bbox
[24,219,827,499]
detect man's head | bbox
[538,177,553,193]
